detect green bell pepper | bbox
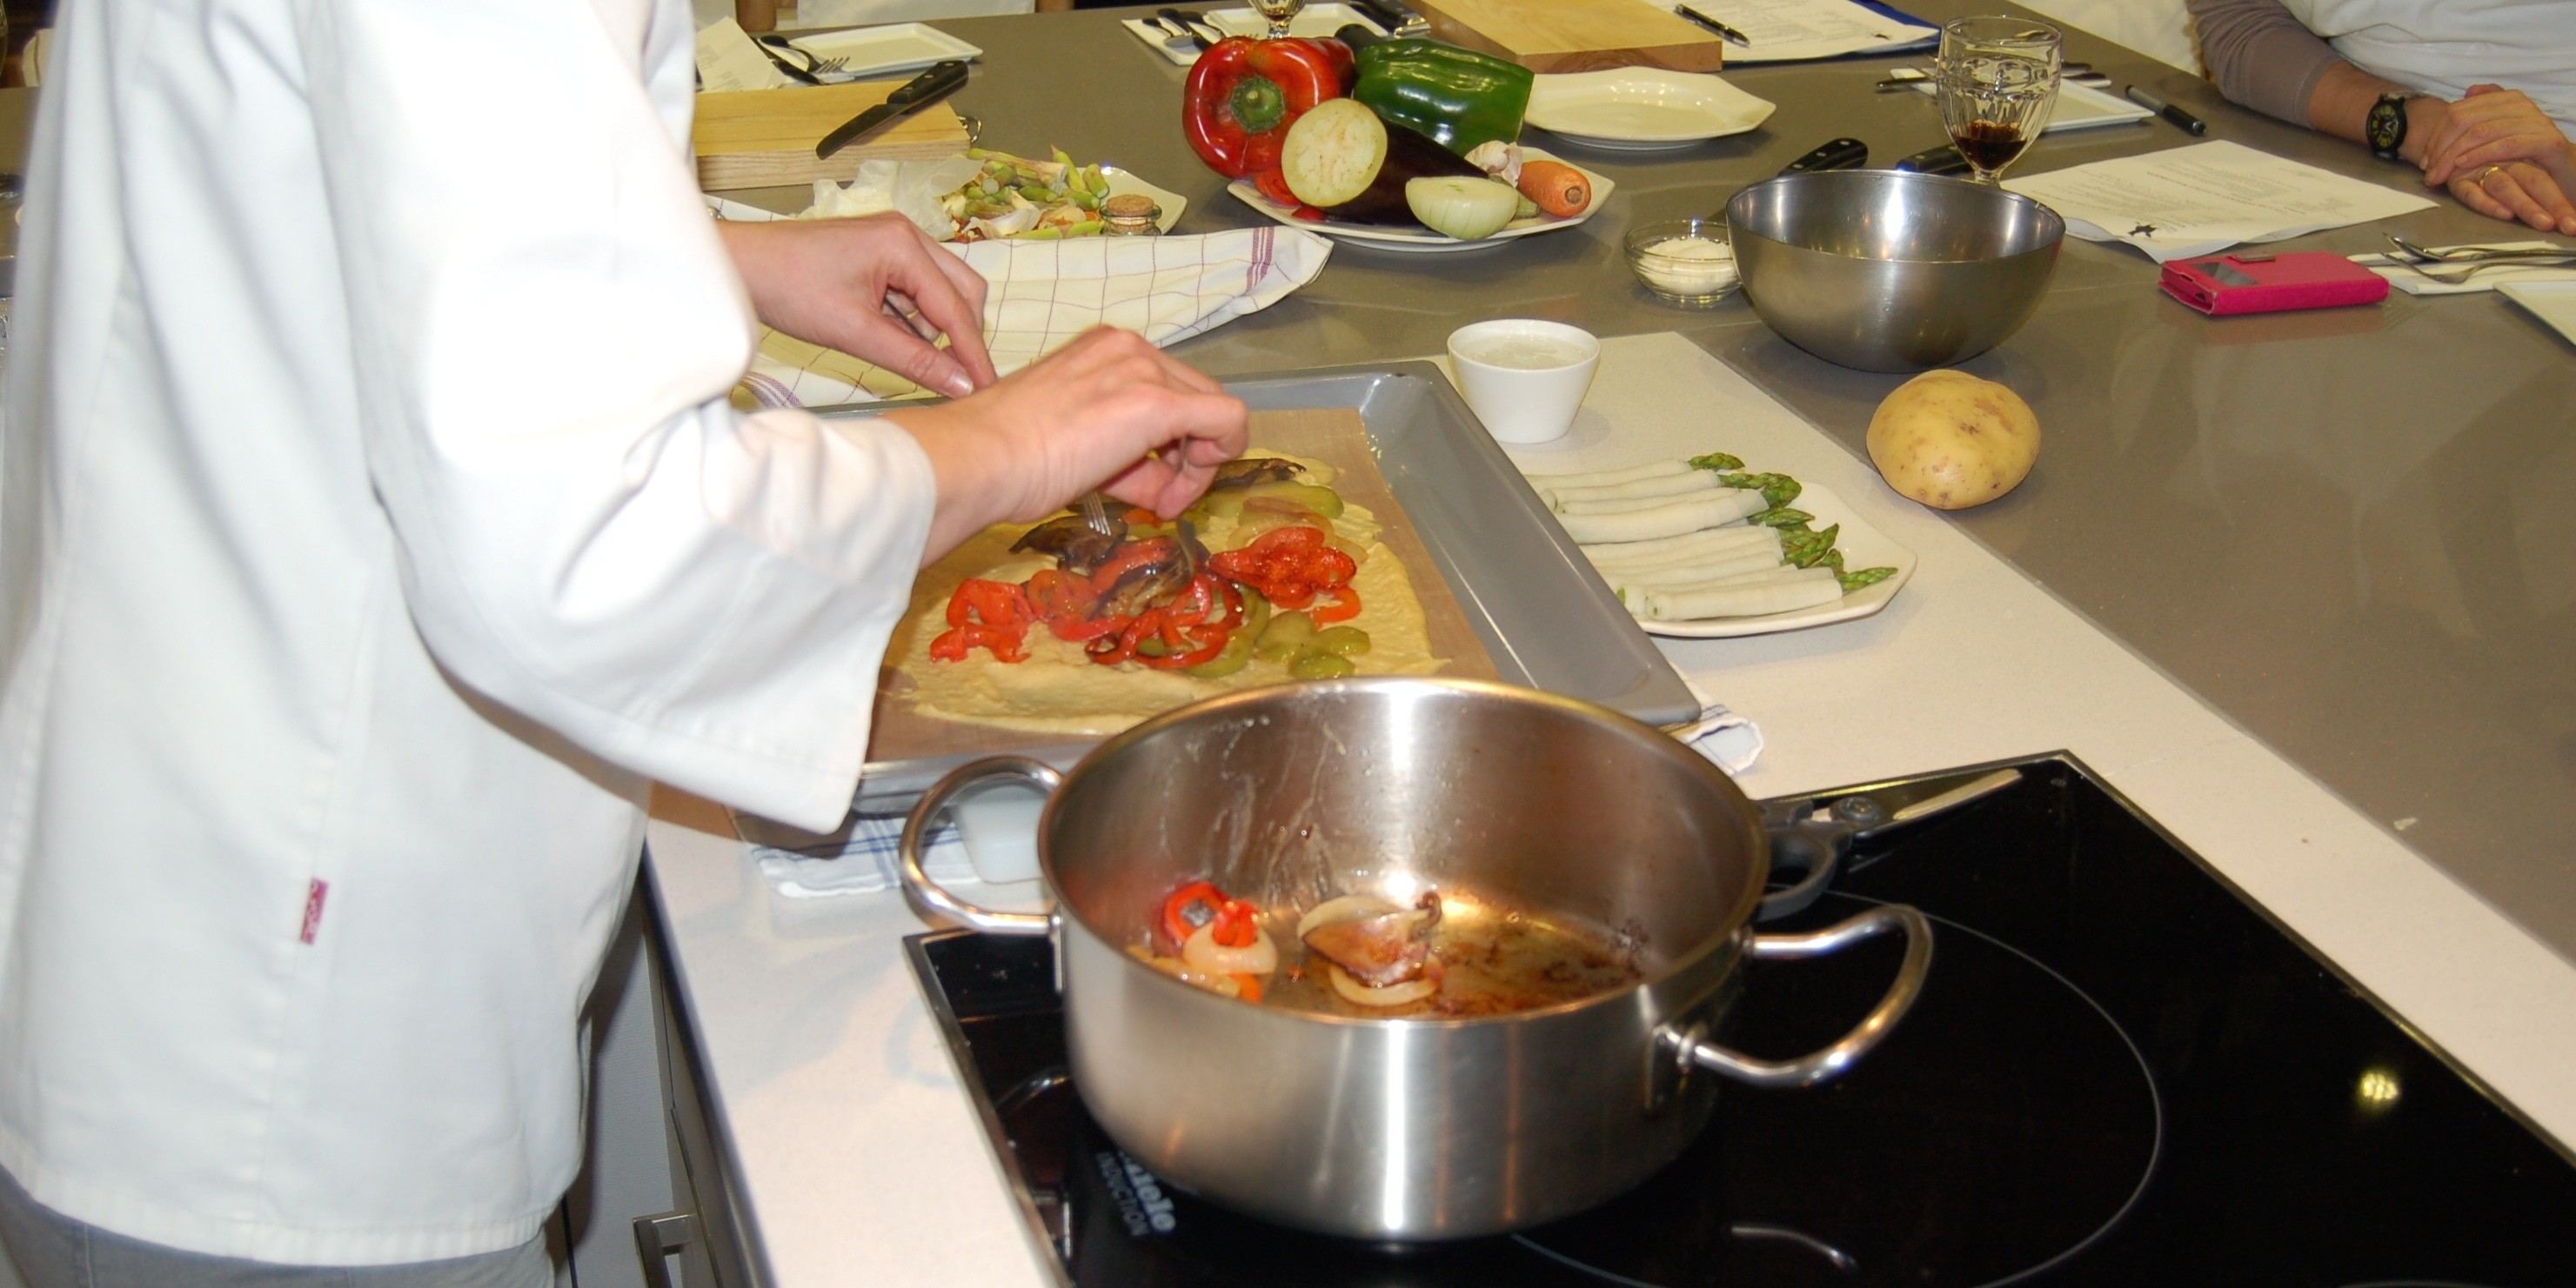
[1348,39,1533,157]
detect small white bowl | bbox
[1445,320,1602,445]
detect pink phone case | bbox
[2159,251,2390,316]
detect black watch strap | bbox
[2366,92,2412,161]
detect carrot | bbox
[1516,160,1591,218]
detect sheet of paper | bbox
[1684,0,1936,63]
[1897,77,2151,133]
[695,17,791,93]
[2004,140,2438,262]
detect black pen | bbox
[2124,84,2208,136]
[1676,4,1752,47]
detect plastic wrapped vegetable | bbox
[1181,37,1354,180]
[1348,37,1533,157]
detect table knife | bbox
[1158,8,1225,44]
[815,60,970,161]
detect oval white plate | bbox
[1526,69,1776,150]
[1226,150,1616,254]
[1606,477,1917,638]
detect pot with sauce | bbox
[900,677,1930,1241]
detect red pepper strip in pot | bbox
[1160,881,1228,950]
[1181,37,1351,180]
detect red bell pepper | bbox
[1182,37,1352,180]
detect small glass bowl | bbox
[1626,218,1742,307]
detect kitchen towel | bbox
[2348,241,2576,296]
[749,688,1764,898]
[708,203,1333,405]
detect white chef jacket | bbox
[2281,0,2576,137]
[0,0,933,1266]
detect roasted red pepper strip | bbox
[1161,881,1226,950]
[1182,37,1350,180]
[1313,585,1362,624]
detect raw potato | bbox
[1865,370,2040,511]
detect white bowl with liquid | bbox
[1445,320,1602,445]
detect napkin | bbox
[2348,241,2576,296]
[709,197,1334,405]
[749,687,1764,898]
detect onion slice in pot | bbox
[1182,922,1278,977]
[1328,963,1438,1008]
[1295,894,1401,941]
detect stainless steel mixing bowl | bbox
[900,677,1931,1240]
[1726,170,2064,371]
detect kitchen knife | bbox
[1779,137,1868,175]
[1158,8,1226,44]
[1349,0,1431,37]
[814,60,970,161]
[1893,142,1976,177]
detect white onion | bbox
[1328,964,1438,1008]
[1295,894,1401,941]
[1405,177,1520,242]
[1182,923,1278,976]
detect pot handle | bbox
[1669,904,1933,1090]
[897,756,1059,937]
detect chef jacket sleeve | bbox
[295,1,930,831]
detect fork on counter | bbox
[2385,233,2576,264]
[756,37,848,83]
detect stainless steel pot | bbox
[900,677,1930,1241]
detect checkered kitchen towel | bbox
[710,197,1333,405]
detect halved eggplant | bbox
[1280,98,1482,227]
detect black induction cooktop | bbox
[902,754,2576,1286]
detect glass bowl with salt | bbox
[1626,218,1741,307]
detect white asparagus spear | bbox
[1542,471,1722,511]
[1558,487,1763,517]
[1582,525,1784,567]
[1522,459,1693,491]
[1592,545,1783,586]
[1556,478,1741,512]
[1615,564,1817,597]
[1635,568,1846,621]
[1556,491,1770,543]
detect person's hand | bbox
[2446,158,2576,234]
[2418,85,2576,233]
[717,214,1000,397]
[884,328,1251,563]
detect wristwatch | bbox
[2365,92,2413,161]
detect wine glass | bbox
[1249,0,1304,39]
[1933,17,2063,184]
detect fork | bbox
[2385,233,2576,264]
[2399,256,2576,284]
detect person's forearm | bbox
[2305,62,2447,164]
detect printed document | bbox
[1682,0,1937,63]
[2004,141,2437,261]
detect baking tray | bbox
[833,362,1696,810]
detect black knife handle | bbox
[890,59,970,106]
[1893,143,1975,177]
[1780,137,1868,176]
[814,61,970,161]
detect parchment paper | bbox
[866,408,1501,763]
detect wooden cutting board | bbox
[693,83,973,191]
[1415,0,1725,73]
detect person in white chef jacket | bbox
[0,3,1247,1286]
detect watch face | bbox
[2367,95,2407,155]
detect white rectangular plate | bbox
[788,23,981,81]
[1594,476,1917,638]
[2499,280,2576,347]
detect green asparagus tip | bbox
[1688,451,1745,471]
[1838,566,1897,592]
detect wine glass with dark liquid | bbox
[1249,0,1305,39]
[1934,17,2062,184]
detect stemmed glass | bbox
[1933,17,2063,184]
[1249,0,1304,39]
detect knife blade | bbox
[814,60,971,161]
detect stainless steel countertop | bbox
[882,4,2576,959]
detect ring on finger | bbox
[2476,164,2506,185]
